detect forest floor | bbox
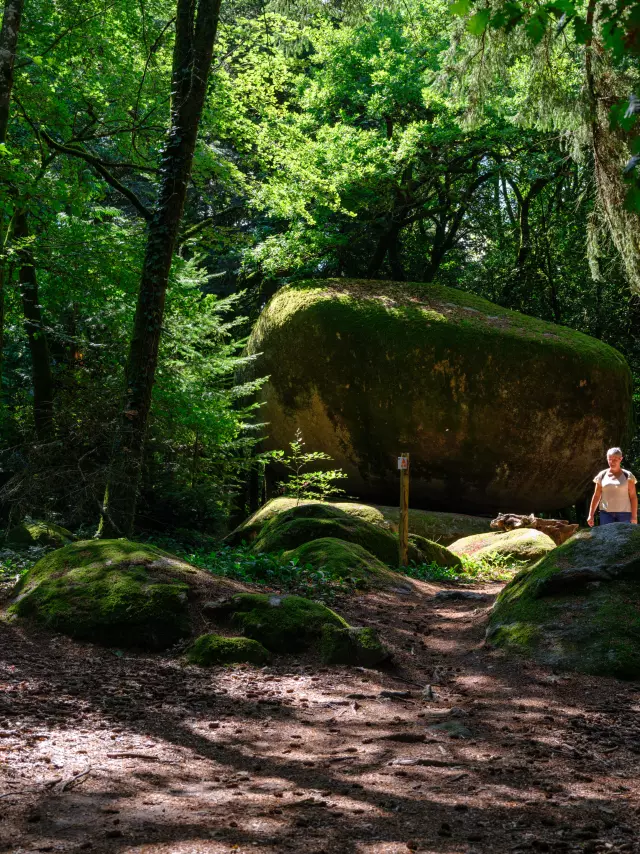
[1,577,639,854]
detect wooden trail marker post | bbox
[398,452,410,566]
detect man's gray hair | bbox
[607,446,624,457]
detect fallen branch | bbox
[59,765,92,792]
[106,752,168,762]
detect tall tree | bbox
[100,0,223,537]
[0,0,24,405]
[0,0,23,145]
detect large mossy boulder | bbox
[246,279,632,513]
[228,497,488,548]
[282,537,414,590]
[449,529,556,563]
[205,592,347,653]
[226,498,395,545]
[5,521,75,548]
[487,524,640,678]
[187,634,271,666]
[204,592,389,664]
[9,539,230,650]
[250,502,427,565]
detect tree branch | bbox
[39,130,153,221]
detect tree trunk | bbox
[0,0,24,145]
[586,1,640,295]
[100,0,222,537]
[0,0,25,404]
[13,210,54,440]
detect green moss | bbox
[282,537,401,589]
[5,521,75,548]
[226,498,391,546]
[251,509,418,565]
[408,534,461,568]
[320,624,389,666]
[450,529,556,563]
[228,498,490,548]
[488,525,640,678]
[9,539,202,650]
[209,592,348,654]
[187,634,271,667]
[247,279,633,513]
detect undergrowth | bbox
[148,535,523,596]
[149,539,350,600]
[405,553,525,584]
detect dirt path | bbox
[1,579,639,853]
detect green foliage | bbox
[157,540,357,598]
[404,552,526,583]
[2,0,640,536]
[273,429,347,502]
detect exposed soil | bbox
[1,578,639,854]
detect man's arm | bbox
[588,483,602,527]
[629,479,638,524]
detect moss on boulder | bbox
[227,497,489,548]
[250,503,423,565]
[487,523,640,678]
[320,625,389,666]
[187,634,271,667]
[246,279,632,513]
[282,537,411,590]
[9,539,219,650]
[449,529,556,563]
[5,521,75,548]
[408,534,462,568]
[204,592,348,654]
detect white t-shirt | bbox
[594,468,637,513]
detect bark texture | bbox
[0,0,24,144]
[101,0,222,537]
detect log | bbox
[490,513,578,546]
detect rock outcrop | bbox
[247,279,632,513]
[9,539,239,650]
[487,524,640,677]
[227,497,490,547]
[5,521,75,548]
[248,501,460,568]
[204,593,389,664]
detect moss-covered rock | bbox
[226,498,395,545]
[227,497,490,547]
[187,634,271,666]
[320,624,390,666]
[374,507,491,546]
[246,279,632,513]
[487,523,640,678]
[449,529,556,563]
[205,592,348,654]
[250,503,424,565]
[9,539,220,650]
[5,521,75,548]
[282,537,407,589]
[408,534,462,568]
